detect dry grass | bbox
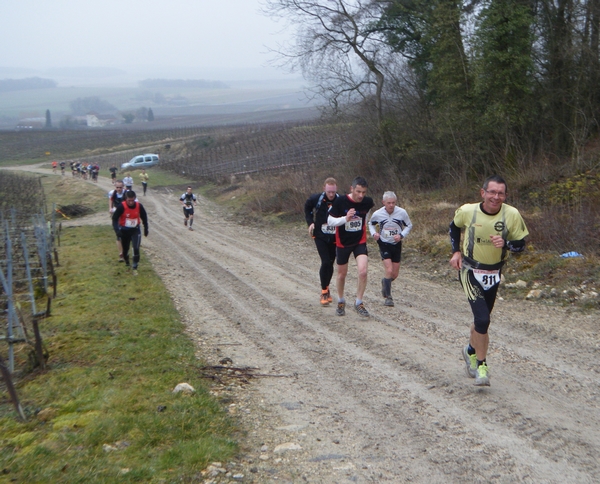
[0,225,238,482]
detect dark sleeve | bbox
[329,197,342,218]
[304,194,317,226]
[112,205,124,232]
[506,238,526,252]
[139,204,148,228]
[449,221,461,253]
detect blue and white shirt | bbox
[369,206,412,244]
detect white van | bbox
[121,154,159,169]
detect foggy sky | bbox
[0,0,295,81]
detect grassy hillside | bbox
[0,174,238,482]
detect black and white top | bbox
[180,192,197,208]
[369,206,412,244]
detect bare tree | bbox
[264,0,394,124]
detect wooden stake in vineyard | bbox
[0,353,26,421]
[0,223,27,374]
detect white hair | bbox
[382,191,397,201]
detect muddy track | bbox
[16,167,600,482]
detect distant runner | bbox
[123,173,133,191]
[91,164,99,183]
[109,165,118,184]
[139,169,149,196]
[180,186,197,231]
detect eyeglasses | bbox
[485,190,506,198]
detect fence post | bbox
[31,315,46,371]
[0,353,26,421]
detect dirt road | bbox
[23,168,600,482]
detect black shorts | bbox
[459,265,501,334]
[183,206,194,217]
[378,240,402,263]
[336,243,368,265]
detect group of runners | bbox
[105,167,527,388]
[305,176,412,316]
[107,179,198,276]
[108,180,149,276]
[51,160,67,175]
[305,175,528,387]
[109,167,150,195]
[62,161,100,181]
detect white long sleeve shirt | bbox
[368,206,412,244]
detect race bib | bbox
[473,269,500,291]
[345,218,363,232]
[383,228,399,238]
[321,224,336,234]
[124,218,138,228]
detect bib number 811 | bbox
[473,269,500,291]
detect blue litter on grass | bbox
[560,251,584,258]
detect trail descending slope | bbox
[142,183,599,483]
[20,166,600,483]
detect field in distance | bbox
[0,78,318,129]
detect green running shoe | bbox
[475,362,490,386]
[463,346,477,378]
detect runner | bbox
[304,177,339,305]
[109,165,118,184]
[123,173,134,191]
[112,190,149,276]
[327,176,374,317]
[59,161,66,176]
[52,160,57,173]
[139,169,149,196]
[368,191,412,307]
[450,175,529,386]
[180,186,197,231]
[91,164,99,183]
[108,181,128,262]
